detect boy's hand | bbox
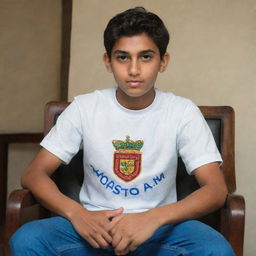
[109,211,160,255]
[69,207,123,249]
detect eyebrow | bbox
[113,49,156,55]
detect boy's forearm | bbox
[148,183,227,227]
[21,148,86,220]
[22,170,84,220]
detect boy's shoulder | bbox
[74,88,114,101]
[157,89,196,111]
[73,88,115,106]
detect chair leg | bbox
[3,244,10,256]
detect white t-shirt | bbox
[41,88,222,213]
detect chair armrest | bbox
[4,189,50,243]
[220,193,245,256]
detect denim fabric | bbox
[10,216,234,256]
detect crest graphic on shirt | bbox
[112,136,144,182]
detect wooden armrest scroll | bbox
[220,193,245,256]
[4,189,50,242]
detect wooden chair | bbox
[4,102,245,256]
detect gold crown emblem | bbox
[112,136,144,151]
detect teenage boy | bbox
[10,7,234,256]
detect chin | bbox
[117,85,154,99]
[125,91,146,98]
[125,87,149,96]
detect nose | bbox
[128,59,140,77]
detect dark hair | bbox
[104,7,169,59]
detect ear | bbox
[103,53,112,73]
[159,52,170,73]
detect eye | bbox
[140,54,152,61]
[117,55,129,62]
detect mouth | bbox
[126,80,143,87]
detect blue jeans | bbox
[10,217,234,256]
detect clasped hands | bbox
[70,207,160,256]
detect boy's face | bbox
[104,33,169,108]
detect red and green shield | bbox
[113,152,142,182]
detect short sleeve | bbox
[40,100,83,164]
[177,102,222,175]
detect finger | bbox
[111,231,122,248]
[93,234,111,249]
[94,226,114,248]
[115,248,130,256]
[101,229,113,244]
[85,236,100,249]
[108,214,123,230]
[110,214,122,223]
[106,207,124,220]
[114,238,131,256]
[129,240,139,252]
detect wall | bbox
[69,0,256,255]
[0,0,62,194]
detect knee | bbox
[179,220,235,256]
[208,239,234,256]
[201,233,235,256]
[10,220,49,254]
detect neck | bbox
[116,88,156,110]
